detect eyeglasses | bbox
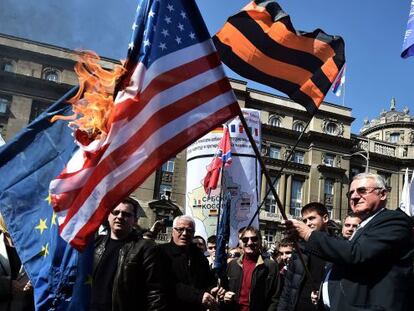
[110,210,134,218]
[208,246,216,250]
[241,236,259,244]
[346,187,382,198]
[173,227,195,235]
[228,252,241,258]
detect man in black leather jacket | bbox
[91,197,166,311]
[159,215,220,311]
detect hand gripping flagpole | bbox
[237,110,314,282]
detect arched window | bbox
[269,115,281,127]
[326,122,337,135]
[293,122,304,132]
[43,68,60,82]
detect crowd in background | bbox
[1,173,414,311]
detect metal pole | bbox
[366,137,370,173]
[237,110,314,282]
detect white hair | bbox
[353,173,387,191]
[173,215,195,228]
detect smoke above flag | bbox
[402,0,414,58]
[50,0,240,250]
[213,0,345,114]
[203,125,233,195]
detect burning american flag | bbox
[50,0,240,250]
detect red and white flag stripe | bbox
[50,39,240,249]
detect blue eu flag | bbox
[213,192,231,280]
[0,88,93,310]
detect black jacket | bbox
[277,243,328,311]
[159,242,216,311]
[225,255,280,311]
[277,244,310,311]
[306,208,414,311]
[93,231,166,311]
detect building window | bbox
[389,133,400,143]
[269,115,281,127]
[323,153,335,167]
[293,122,304,132]
[43,68,60,82]
[269,146,280,159]
[326,122,337,135]
[0,96,9,114]
[290,179,303,217]
[265,177,279,213]
[159,184,172,199]
[324,178,334,217]
[162,158,175,173]
[1,60,14,73]
[324,179,334,195]
[264,229,276,244]
[29,100,50,123]
[292,151,305,164]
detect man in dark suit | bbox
[288,173,414,311]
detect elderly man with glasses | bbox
[160,215,221,311]
[91,197,166,311]
[287,173,414,311]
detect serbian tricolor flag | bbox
[203,125,232,195]
[331,64,346,96]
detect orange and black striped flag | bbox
[213,0,345,115]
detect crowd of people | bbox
[1,172,414,310]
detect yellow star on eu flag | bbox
[45,193,52,205]
[51,212,57,226]
[35,218,48,234]
[40,243,49,257]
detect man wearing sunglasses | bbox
[288,173,414,311]
[224,226,280,311]
[91,197,166,311]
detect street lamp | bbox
[350,138,370,173]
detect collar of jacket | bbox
[236,253,264,268]
[168,241,199,256]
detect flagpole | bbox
[237,110,314,281]
[341,74,346,107]
[215,161,226,238]
[247,116,312,226]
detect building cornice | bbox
[360,121,414,135]
[0,70,73,101]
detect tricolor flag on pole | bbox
[203,125,232,195]
[402,0,414,58]
[331,64,346,97]
[213,0,345,115]
[400,168,414,216]
[50,0,240,250]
